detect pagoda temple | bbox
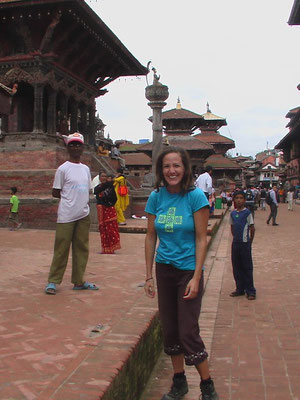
[194,103,242,187]
[138,99,242,188]
[194,103,233,154]
[0,0,147,228]
[0,0,147,144]
[138,98,214,175]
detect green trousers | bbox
[48,215,90,285]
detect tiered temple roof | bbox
[137,135,213,154]
[0,0,147,143]
[194,132,234,145]
[0,0,147,92]
[275,106,300,149]
[204,153,242,170]
[193,103,234,156]
[288,0,300,25]
[123,152,151,166]
[161,101,204,136]
[142,99,214,169]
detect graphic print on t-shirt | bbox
[157,207,183,232]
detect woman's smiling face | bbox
[162,152,185,193]
[99,172,107,184]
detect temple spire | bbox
[176,97,182,109]
[206,102,211,113]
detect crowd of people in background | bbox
[216,184,297,214]
[193,165,298,221]
[193,165,299,231]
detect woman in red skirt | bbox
[94,171,121,254]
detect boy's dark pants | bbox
[231,242,256,296]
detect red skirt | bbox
[96,204,121,254]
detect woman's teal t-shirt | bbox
[145,186,209,270]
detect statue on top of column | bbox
[152,67,161,86]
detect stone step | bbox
[91,217,221,236]
[210,208,226,219]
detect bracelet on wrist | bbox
[145,277,153,282]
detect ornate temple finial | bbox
[176,97,182,109]
[206,102,211,113]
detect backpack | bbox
[266,192,273,205]
[245,189,254,201]
[260,189,266,199]
[118,184,128,196]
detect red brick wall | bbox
[0,147,96,171]
[0,194,149,230]
[0,199,58,229]
[0,147,99,196]
[0,149,58,170]
[0,171,55,196]
[0,144,151,228]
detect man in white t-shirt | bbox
[195,165,213,200]
[45,132,99,295]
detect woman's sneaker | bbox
[200,380,219,400]
[161,375,188,400]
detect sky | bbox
[87,0,300,157]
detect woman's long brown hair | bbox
[154,146,193,194]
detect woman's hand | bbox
[183,278,200,300]
[144,278,155,298]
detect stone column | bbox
[0,115,8,134]
[61,94,68,119]
[80,103,87,139]
[145,77,169,179]
[70,100,78,133]
[47,88,57,135]
[88,105,96,145]
[33,83,44,133]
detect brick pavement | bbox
[0,226,157,399]
[141,203,300,400]
[0,208,223,400]
[1,204,298,400]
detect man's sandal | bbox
[45,283,56,295]
[72,282,99,290]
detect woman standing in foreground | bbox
[144,147,219,400]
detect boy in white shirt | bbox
[45,133,99,295]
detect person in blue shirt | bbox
[230,190,256,300]
[144,147,219,400]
